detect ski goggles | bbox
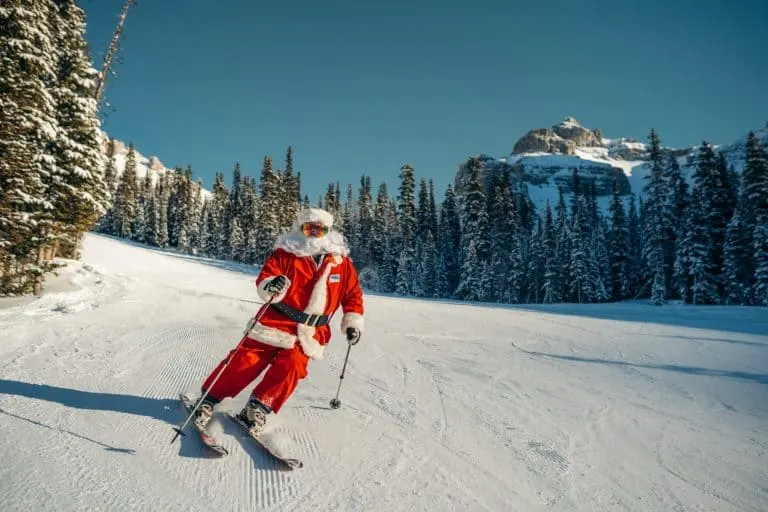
[301,222,329,238]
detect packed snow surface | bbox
[0,234,766,511]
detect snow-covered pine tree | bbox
[281,146,300,228]
[398,165,417,248]
[687,185,717,304]
[642,129,668,305]
[569,198,590,303]
[356,175,374,268]
[421,231,438,298]
[0,0,60,294]
[114,144,140,239]
[541,200,559,304]
[527,216,545,303]
[97,152,118,234]
[49,0,108,259]
[723,206,749,304]
[626,194,643,297]
[395,165,418,295]
[156,173,169,248]
[438,185,461,297]
[485,174,507,301]
[257,156,280,263]
[554,189,571,302]
[753,214,768,306]
[664,152,689,295]
[737,132,768,300]
[371,183,389,267]
[608,174,629,300]
[427,179,438,241]
[240,176,259,264]
[568,169,594,303]
[688,141,728,303]
[137,171,152,244]
[591,217,611,302]
[455,157,488,301]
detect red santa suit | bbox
[201,208,364,413]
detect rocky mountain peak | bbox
[512,117,604,155]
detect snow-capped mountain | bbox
[100,132,172,184]
[100,131,211,198]
[454,117,768,210]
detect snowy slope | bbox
[0,234,767,511]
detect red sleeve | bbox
[255,250,292,303]
[340,258,365,332]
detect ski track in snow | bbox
[0,233,767,511]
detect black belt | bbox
[270,302,330,327]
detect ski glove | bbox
[264,275,288,297]
[346,327,361,345]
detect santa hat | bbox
[295,208,334,228]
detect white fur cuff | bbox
[257,275,291,303]
[247,323,296,349]
[341,312,364,333]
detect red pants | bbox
[202,337,309,413]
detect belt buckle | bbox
[306,314,318,327]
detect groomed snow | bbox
[0,234,766,511]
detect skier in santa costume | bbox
[193,207,365,437]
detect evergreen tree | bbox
[737,132,768,300]
[398,165,417,247]
[49,0,107,258]
[394,165,418,295]
[554,189,571,301]
[114,144,140,239]
[156,173,169,248]
[371,183,389,266]
[527,217,545,303]
[569,197,591,303]
[642,129,668,304]
[688,141,728,303]
[257,156,280,262]
[0,0,60,294]
[421,231,438,298]
[753,214,768,306]
[455,157,488,301]
[723,206,749,304]
[608,174,629,300]
[591,217,611,302]
[438,185,461,296]
[541,201,559,303]
[356,175,374,268]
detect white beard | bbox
[273,229,350,257]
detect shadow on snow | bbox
[516,348,768,385]
[0,379,214,457]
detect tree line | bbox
[95,129,768,307]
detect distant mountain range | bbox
[453,117,768,210]
[100,116,768,213]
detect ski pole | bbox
[329,343,353,409]
[171,296,274,445]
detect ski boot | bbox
[193,397,216,431]
[236,396,271,438]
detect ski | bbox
[226,412,303,470]
[178,393,229,456]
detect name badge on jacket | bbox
[329,274,341,283]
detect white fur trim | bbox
[274,229,350,257]
[257,275,291,303]
[247,323,296,349]
[341,312,364,333]
[296,208,334,228]
[294,255,344,360]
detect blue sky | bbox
[82,0,768,198]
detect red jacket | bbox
[246,248,365,360]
